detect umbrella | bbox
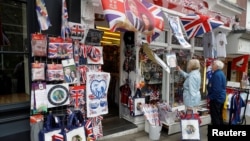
[180,14,223,39]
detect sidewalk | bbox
[99,116,250,141]
[99,124,208,141]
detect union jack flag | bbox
[101,0,164,42]
[61,0,70,39]
[69,85,85,109]
[35,0,51,30]
[69,22,85,40]
[180,14,223,39]
[141,0,164,43]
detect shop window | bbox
[0,1,29,106]
[169,50,207,107]
[194,37,203,47]
[171,35,190,45]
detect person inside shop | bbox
[125,0,144,31]
[13,58,25,93]
[176,59,201,113]
[207,60,226,125]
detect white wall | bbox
[246,0,250,29]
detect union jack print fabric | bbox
[61,0,70,39]
[101,0,164,43]
[46,64,64,81]
[69,22,86,40]
[79,65,102,84]
[35,0,51,30]
[52,134,64,141]
[91,116,103,139]
[180,14,223,39]
[69,85,85,110]
[48,37,73,59]
[84,119,95,141]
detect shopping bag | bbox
[38,113,62,141]
[180,110,202,125]
[61,108,87,141]
[180,111,200,141]
[64,126,86,141]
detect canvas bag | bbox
[62,109,86,141]
[180,110,200,141]
[38,113,62,141]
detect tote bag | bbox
[65,126,86,141]
[180,111,200,141]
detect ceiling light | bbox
[100,41,113,44]
[102,36,120,41]
[96,26,111,31]
[104,31,120,37]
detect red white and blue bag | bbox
[38,113,62,141]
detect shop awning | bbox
[100,0,164,43]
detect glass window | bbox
[0,0,29,105]
[169,50,207,106]
[194,37,203,47]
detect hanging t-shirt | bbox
[202,31,215,58]
[215,32,227,58]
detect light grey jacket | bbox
[179,69,201,107]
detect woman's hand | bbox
[176,66,181,71]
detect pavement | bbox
[99,125,208,141]
[99,116,250,141]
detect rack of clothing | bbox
[225,87,250,125]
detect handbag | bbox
[180,110,200,141]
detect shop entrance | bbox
[96,26,121,118]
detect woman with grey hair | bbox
[176,59,201,113]
[207,60,226,125]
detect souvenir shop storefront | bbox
[0,0,246,141]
